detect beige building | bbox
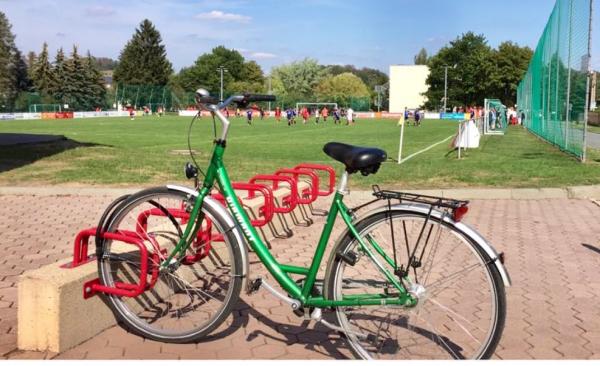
[389,65,430,113]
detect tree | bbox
[423,32,495,110]
[13,49,30,92]
[0,11,19,110]
[84,51,108,109]
[489,42,533,106]
[92,57,118,71]
[51,48,68,105]
[31,42,55,96]
[316,72,370,105]
[26,51,36,71]
[414,48,429,65]
[325,64,388,109]
[176,46,266,97]
[271,58,329,105]
[113,19,173,85]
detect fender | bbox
[330,202,511,287]
[167,185,250,289]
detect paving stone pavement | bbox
[1,191,600,359]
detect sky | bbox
[1,0,599,74]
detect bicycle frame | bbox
[161,123,416,309]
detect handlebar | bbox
[193,90,277,142]
[195,91,276,110]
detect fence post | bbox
[564,0,574,152]
[582,0,593,162]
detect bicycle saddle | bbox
[323,142,387,176]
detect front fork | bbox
[160,186,210,269]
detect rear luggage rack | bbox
[350,185,470,222]
[371,185,468,210]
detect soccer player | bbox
[127,104,135,120]
[322,106,329,122]
[301,107,309,124]
[346,107,354,125]
[286,108,294,126]
[333,107,341,124]
[414,108,421,126]
[314,108,320,124]
[404,107,410,126]
[246,108,253,125]
[275,106,281,122]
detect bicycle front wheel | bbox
[324,209,506,359]
[97,187,244,343]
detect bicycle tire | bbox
[324,209,506,359]
[97,186,244,343]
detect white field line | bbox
[399,134,455,165]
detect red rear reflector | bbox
[452,205,469,222]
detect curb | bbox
[3,185,600,200]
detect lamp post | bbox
[443,64,457,113]
[268,75,272,112]
[217,66,228,102]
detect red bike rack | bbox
[135,207,213,265]
[294,163,336,196]
[275,168,319,205]
[212,182,275,227]
[249,174,298,214]
[61,227,161,299]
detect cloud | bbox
[250,52,277,59]
[56,32,66,38]
[85,5,116,17]
[235,48,277,59]
[195,10,251,23]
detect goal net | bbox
[28,104,61,113]
[296,102,338,114]
[483,99,507,135]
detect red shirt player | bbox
[275,106,281,122]
[301,107,310,124]
[322,107,329,122]
[127,105,135,120]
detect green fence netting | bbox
[113,84,197,112]
[517,0,593,160]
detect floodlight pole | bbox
[217,66,228,103]
[268,75,272,112]
[443,66,449,113]
[443,64,457,113]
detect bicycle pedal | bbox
[366,333,379,345]
[336,251,358,266]
[247,278,262,294]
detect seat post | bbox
[337,171,350,195]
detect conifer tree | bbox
[84,50,107,109]
[113,19,172,86]
[63,45,89,110]
[0,11,18,110]
[31,42,55,96]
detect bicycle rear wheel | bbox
[324,209,506,359]
[97,187,244,343]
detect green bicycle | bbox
[95,90,510,360]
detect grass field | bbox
[2,115,600,189]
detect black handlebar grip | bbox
[196,96,220,105]
[244,94,276,102]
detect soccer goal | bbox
[296,102,338,114]
[483,98,507,135]
[29,104,62,113]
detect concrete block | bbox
[18,257,114,353]
[567,185,600,199]
[18,181,320,353]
